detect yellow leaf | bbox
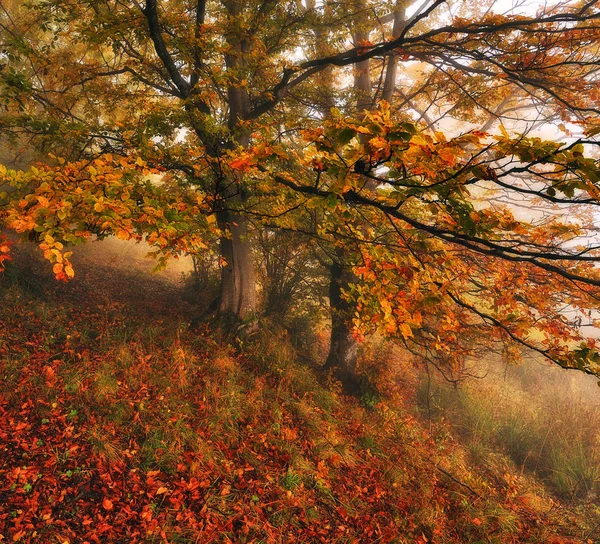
[64,264,75,279]
[369,136,388,150]
[434,131,447,143]
[400,323,413,340]
[385,321,397,334]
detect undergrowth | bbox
[417,359,600,503]
[1,263,599,542]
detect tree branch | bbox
[267,170,600,288]
[247,2,600,120]
[141,0,190,98]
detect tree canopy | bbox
[1,0,600,385]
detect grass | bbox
[417,358,600,501]
[1,252,600,542]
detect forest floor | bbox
[1,241,599,543]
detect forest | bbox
[1,0,600,542]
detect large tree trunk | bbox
[213,1,257,324]
[218,209,256,320]
[325,260,361,394]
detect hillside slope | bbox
[0,244,598,543]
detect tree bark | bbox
[217,208,256,320]
[323,0,373,392]
[213,1,257,324]
[325,260,361,394]
[381,2,406,103]
[353,0,372,112]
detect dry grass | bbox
[417,355,600,500]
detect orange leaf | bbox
[229,153,254,171]
[400,323,413,339]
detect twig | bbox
[436,465,481,498]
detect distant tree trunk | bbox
[323,0,373,392]
[353,0,372,112]
[381,2,406,103]
[325,260,361,394]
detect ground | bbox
[0,239,599,543]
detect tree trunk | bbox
[325,260,361,395]
[381,3,406,103]
[217,208,256,320]
[213,1,257,325]
[353,1,372,112]
[323,0,373,394]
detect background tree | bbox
[257,229,325,320]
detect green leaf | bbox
[400,122,417,135]
[470,165,488,180]
[325,193,338,210]
[560,184,575,198]
[580,164,600,184]
[389,131,412,142]
[335,127,356,146]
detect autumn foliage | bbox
[1,0,600,540]
[0,0,600,377]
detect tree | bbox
[1,0,600,386]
